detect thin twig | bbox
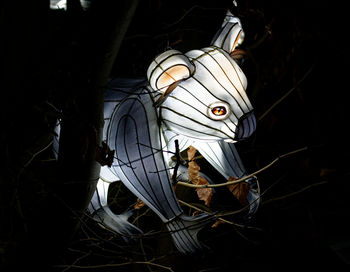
[45,100,60,113]
[53,193,143,255]
[172,140,180,185]
[23,140,54,168]
[163,5,225,30]
[176,146,308,189]
[262,180,328,205]
[62,251,91,272]
[178,200,261,231]
[178,200,211,213]
[132,208,152,224]
[219,173,288,217]
[258,66,313,121]
[55,260,174,271]
[246,25,272,51]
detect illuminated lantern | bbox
[88,10,259,254]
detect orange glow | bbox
[212,106,227,116]
[157,65,189,90]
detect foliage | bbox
[187,146,213,207]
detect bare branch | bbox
[176,146,308,189]
[23,140,53,168]
[178,200,262,231]
[172,140,180,185]
[262,180,328,205]
[55,260,175,272]
[258,66,313,121]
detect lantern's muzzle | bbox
[235,111,256,140]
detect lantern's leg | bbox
[88,178,143,242]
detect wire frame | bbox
[88,10,259,254]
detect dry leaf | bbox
[95,141,115,167]
[187,145,197,161]
[188,161,200,184]
[230,48,246,61]
[134,198,145,209]
[196,177,213,206]
[211,220,225,228]
[192,210,202,216]
[227,176,250,205]
[187,147,213,206]
[320,168,336,177]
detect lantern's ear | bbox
[211,10,244,54]
[147,49,194,92]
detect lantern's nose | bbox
[235,112,256,140]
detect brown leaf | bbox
[227,176,250,205]
[196,177,213,206]
[134,198,145,210]
[187,145,197,161]
[192,210,202,216]
[187,150,213,206]
[211,220,225,228]
[320,168,336,177]
[188,161,200,184]
[230,48,246,61]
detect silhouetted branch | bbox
[258,66,313,121]
[177,146,308,188]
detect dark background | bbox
[1,0,349,271]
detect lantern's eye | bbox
[208,102,231,120]
[212,106,227,116]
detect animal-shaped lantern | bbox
[88,10,260,254]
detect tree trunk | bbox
[0,0,139,270]
[57,0,140,247]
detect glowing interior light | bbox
[157,65,190,90]
[50,0,90,10]
[147,50,194,91]
[50,0,66,10]
[84,9,259,255]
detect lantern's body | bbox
[88,11,260,254]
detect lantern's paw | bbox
[88,203,143,242]
[88,179,143,242]
[165,212,215,254]
[245,176,260,218]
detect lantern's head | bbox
[147,12,256,142]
